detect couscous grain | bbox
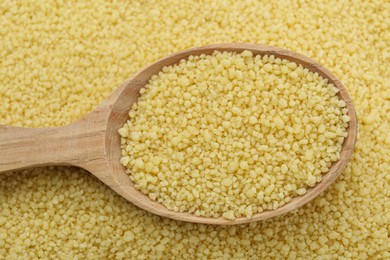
[0,0,388,258]
[119,51,349,219]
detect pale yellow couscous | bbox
[0,0,388,259]
[119,51,349,219]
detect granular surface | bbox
[0,0,388,258]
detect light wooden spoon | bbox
[0,43,357,225]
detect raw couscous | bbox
[119,50,350,220]
[0,0,388,259]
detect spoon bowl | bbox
[0,43,357,225]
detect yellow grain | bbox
[0,0,388,259]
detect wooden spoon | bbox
[0,43,357,225]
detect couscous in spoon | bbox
[0,43,357,225]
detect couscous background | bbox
[0,0,389,259]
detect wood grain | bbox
[0,43,358,225]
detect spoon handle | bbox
[0,113,107,174]
[0,76,132,175]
